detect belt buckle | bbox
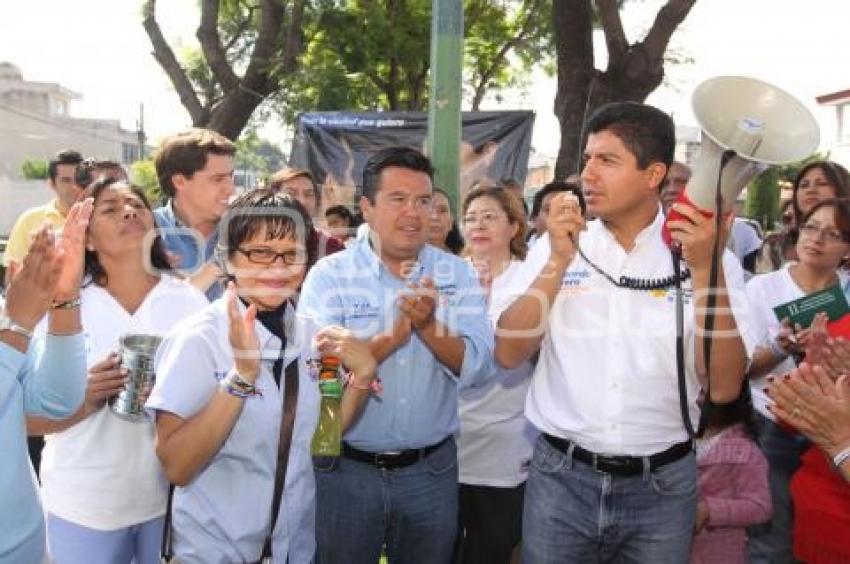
[375,450,402,469]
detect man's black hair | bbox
[48,149,83,182]
[361,147,434,203]
[584,102,675,170]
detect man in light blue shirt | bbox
[299,147,494,564]
[152,129,236,301]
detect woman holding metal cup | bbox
[148,189,377,563]
[27,177,208,564]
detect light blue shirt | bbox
[299,237,495,452]
[0,334,86,564]
[153,200,222,300]
[147,299,319,564]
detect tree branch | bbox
[641,0,697,63]
[596,0,628,65]
[470,0,542,110]
[241,0,288,96]
[281,0,307,74]
[197,0,239,91]
[142,0,206,124]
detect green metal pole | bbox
[426,0,463,212]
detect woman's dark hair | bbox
[432,188,464,255]
[462,185,528,260]
[791,161,850,226]
[83,177,173,287]
[698,382,758,440]
[218,187,315,269]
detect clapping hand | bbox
[398,277,438,330]
[54,198,94,302]
[225,281,260,383]
[4,227,62,330]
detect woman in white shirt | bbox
[28,178,208,564]
[455,185,546,564]
[746,198,850,562]
[148,189,377,563]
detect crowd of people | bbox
[2,102,850,564]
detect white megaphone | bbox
[662,76,821,246]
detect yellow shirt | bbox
[3,199,66,266]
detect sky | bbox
[1,0,848,160]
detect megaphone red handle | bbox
[662,191,715,248]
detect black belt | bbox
[543,434,692,477]
[342,436,452,470]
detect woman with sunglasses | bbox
[148,189,378,563]
[28,178,208,564]
[746,199,850,562]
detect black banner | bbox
[289,111,534,208]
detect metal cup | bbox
[109,334,163,422]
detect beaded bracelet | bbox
[52,297,82,310]
[833,446,850,469]
[220,372,262,398]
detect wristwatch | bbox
[0,314,33,340]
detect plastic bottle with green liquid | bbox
[311,355,343,457]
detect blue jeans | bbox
[315,437,458,564]
[747,414,808,564]
[522,435,697,564]
[47,513,164,564]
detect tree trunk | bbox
[552,0,696,178]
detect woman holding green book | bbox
[746,199,850,562]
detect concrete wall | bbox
[0,176,54,237]
[0,104,138,180]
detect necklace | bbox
[576,246,691,291]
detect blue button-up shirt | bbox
[153,200,222,301]
[0,334,86,563]
[299,237,495,452]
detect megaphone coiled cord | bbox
[575,245,691,291]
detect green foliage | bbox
[130,159,163,206]
[745,152,829,231]
[20,159,48,180]
[182,0,553,123]
[234,132,285,175]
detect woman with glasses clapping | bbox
[746,199,850,562]
[147,189,378,563]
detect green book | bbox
[773,284,850,327]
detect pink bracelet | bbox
[345,371,382,395]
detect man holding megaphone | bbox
[495,101,757,562]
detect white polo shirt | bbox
[146,298,320,564]
[40,275,208,530]
[504,211,755,456]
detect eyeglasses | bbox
[462,211,507,227]
[799,223,849,243]
[236,247,309,265]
